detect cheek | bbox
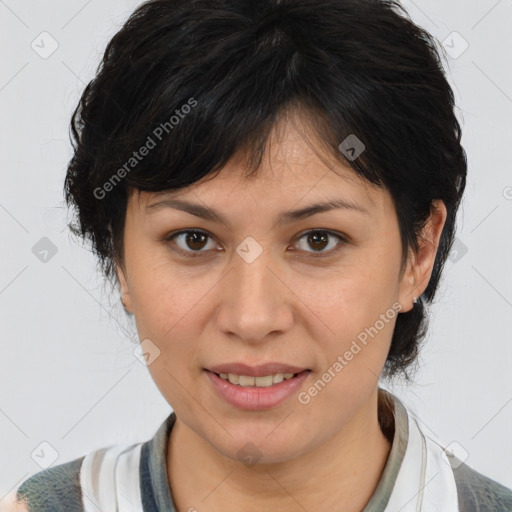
[129,266,209,407]
[127,261,222,376]
[293,263,397,376]
[294,258,397,329]
[127,256,200,335]
[300,292,396,417]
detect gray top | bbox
[15,388,512,511]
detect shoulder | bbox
[11,441,150,512]
[7,416,172,512]
[12,455,86,512]
[448,454,512,511]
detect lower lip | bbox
[205,370,311,410]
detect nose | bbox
[214,245,294,344]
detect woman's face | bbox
[117,114,445,465]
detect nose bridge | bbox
[232,238,280,306]
[216,238,292,341]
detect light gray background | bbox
[1,0,511,499]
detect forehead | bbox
[132,113,392,217]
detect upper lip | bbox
[206,362,310,377]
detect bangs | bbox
[84,3,392,197]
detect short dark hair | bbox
[64,0,467,382]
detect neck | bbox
[167,387,393,511]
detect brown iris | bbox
[306,231,329,252]
[185,231,208,250]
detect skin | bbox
[117,109,447,511]
[0,494,29,512]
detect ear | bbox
[398,200,447,312]
[116,262,133,314]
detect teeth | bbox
[239,375,255,386]
[272,373,284,384]
[217,372,298,387]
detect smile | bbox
[205,370,311,410]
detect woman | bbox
[10,0,512,510]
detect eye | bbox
[164,229,221,258]
[292,230,347,257]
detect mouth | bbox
[204,369,312,410]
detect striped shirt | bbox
[15,388,512,511]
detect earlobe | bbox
[398,200,447,312]
[397,254,418,313]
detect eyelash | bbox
[162,229,348,259]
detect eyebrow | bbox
[145,196,369,227]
